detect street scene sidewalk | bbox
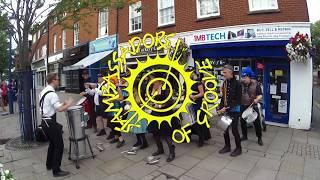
[1,87,320,180]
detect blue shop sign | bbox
[90,34,117,54]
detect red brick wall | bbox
[117,0,309,43]
[48,9,98,55]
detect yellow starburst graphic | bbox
[116,53,196,132]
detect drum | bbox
[77,97,90,113]
[181,105,196,126]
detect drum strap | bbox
[223,82,228,107]
[39,90,54,119]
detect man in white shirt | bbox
[39,73,73,177]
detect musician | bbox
[217,65,242,157]
[39,73,73,177]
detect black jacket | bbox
[218,76,242,111]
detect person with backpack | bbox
[39,73,73,177]
[240,67,263,146]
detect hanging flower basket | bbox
[286,32,312,63]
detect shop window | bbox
[74,22,80,46]
[53,34,57,53]
[129,1,142,33]
[98,8,108,37]
[158,0,175,26]
[197,0,220,19]
[62,30,67,50]
[248,0,278,12]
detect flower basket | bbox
[286,32,312,63]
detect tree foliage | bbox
[0,13,8,79]
[311,20,320,66]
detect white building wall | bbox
[289,58,313,130]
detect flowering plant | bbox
[0,163,15,180]
[286,32,312,63]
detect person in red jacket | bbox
[1,80,8,112]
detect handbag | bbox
[35,125,48,142]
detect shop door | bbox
[264,64,290,125]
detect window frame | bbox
[42,45,47,58]
[196,0,220,19]
[129,1,142,34]
[248,0,279,12]
[53,33,57,53]
[62,30,67,50]
[157,0,175,27]
[98,8,109,37]
[73,22,80,46]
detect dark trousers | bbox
[136,133,147,144]
[42,116,64,173]
[153,133,175,154]
[224,112,241,149]
[240,105,262,139]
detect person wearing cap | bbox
[217,64,242,157]
[240,67,263,146]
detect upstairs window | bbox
[197,0,220,19]
[98,9,108,37]
[53,34,57,53]
[248,0,278,12]
[129,1,142,33]
[62,30,67,50]
[158,0,175,26]
[74,22,80,46]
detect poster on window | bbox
[270,84,277,95]
[278,100,287,114]
[280,83,287,93]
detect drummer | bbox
[240,67,263,146]
[80,70,97,132]
[83,73,109,136]
[39,73,73,177]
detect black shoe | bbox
[53,170,70,177]
[97,129,106,136]
[116,140,125,148]
[140,143,149,149]
[110,138,119,144]
[133,142,142,147]
[240,136,248,141]
[219,146,231,154]
[230,148,242,157]
[262,124,267,132]
[46,166,52,171]
[258,138,263,146]
[152,150,164,156]
[166,153,175,162]
[106,133,114,140]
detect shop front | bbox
[31,58,47,88]
[185,22,312,130]
[61,43,89,93]
[63,35,117,91]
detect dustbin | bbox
[65,105,88,160]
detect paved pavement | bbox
[1,87,320,180]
